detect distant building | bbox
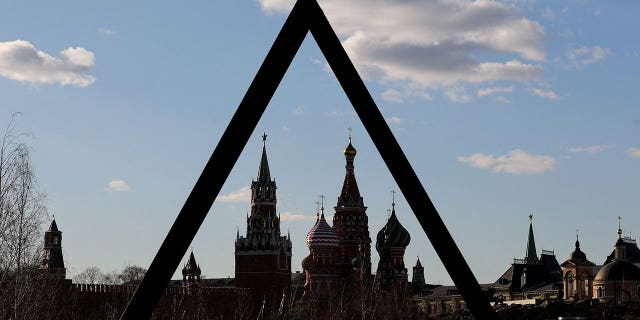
[591,221,640,303]
[301,138,412,296]
[374,199,411,291]
[234,133,293,299]
[40,219,67,280]
[492,215,563,301]
[560,233,596,300]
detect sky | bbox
[1,0,639,285]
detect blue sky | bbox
[1,0,639,285]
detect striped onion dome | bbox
[306,213,339,248]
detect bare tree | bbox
[74,266,105,284]
[118,265,147,284]
[0,113,48,320]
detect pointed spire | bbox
[49,218,59,232]
[337,135,363,207]
[525,213,537,261]
[416,256,423,268]
[257,133,271,181]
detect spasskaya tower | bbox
[235,134,292,296]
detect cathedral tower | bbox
[332,136,371,277]
[235,134,292,296]
[182,250,202,293]
[374,198,411,291]
[40,218,66,280]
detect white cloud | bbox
[568,145,609,154]
[280,212,315,222]
[292,106,309,115]
[457,149,556,175]
[218,186,251,203]
[477,86,514,97]
[258,0,545,88]
[381,88,432,103]
[98,28,117,36]
[381,88,404,103]
[567,46,610,65]
[0,40,95,87]
[495,96,511,103]
[104,179,131,192]
[386,116,405,124]
[626,148,640,159]
[529,88,558,100]
[445,87,472,103]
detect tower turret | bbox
[333,135,371,277]
[412,257,426,293]
[235,134,292,297]
[40,218,66,280]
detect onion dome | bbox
[375,205,410,253]
[302,254,314,271]
[594,260,640,282]
[306,213,339,248]
[182,251,201,277]
[344,137,357,157]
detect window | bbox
[597,286,604,298]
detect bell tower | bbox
[235,134,292,296]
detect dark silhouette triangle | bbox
[120,0,496,319]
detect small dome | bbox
[306,214,339,248]
[302,254,314,271]
[376,209,410,252]
[569,240,587,261]
[594,260,640,282]
[344,138,357,157]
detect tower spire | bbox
[337,134,363,207]
[525,213,537,261]
[257,133,271,181]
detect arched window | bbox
[565,271,574,298]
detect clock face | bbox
[249,215,266,233]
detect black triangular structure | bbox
[120,0,496,318]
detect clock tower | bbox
[235,134,292,297]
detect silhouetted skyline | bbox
[1,1,639,286]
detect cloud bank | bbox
[259,0,545,89]
[0,40,95,87]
